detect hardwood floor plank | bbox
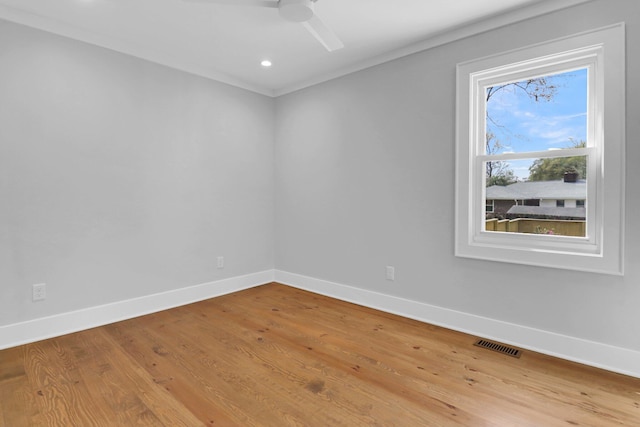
[95,329,221,426]
[105,319,280,426]
[0,376,34,427]
[244,287,570,425]
[187,304,454,426]
[23,338,110,426]
[214,287,521,422]
[190,290,471,425]
[67,328,188,426]
[0,347,31,426]
[1,283,639,426]
[195,286,470,423]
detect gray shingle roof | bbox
[486,180,586,200]
[506,206,586,219]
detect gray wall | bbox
[0,20,275,326]
[2,0,639,358]
[275,0,640,352]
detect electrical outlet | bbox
[217,256,224,269]
[32,283,46,301]
[386,266,395,281]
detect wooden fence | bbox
[485,218,586,237]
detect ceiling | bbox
[0,0,590,96]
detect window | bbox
[455,24,625,275]
[577,200,585,208]
[486,199,494,213]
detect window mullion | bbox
[479,147,591,162]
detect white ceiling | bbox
[0,0,591,96]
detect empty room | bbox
[1,0,639,425]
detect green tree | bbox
[487,169,516,186]
[528,140,587,181]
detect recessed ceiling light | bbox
[261,60,272,68]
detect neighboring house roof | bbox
[506,206,586,220]
[486,180,586,200]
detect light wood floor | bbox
[1,283,639,426]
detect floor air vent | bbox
[473,339,522,358]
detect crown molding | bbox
[0,5,276,97]
[0,0,595,98]
[274,0,596,96]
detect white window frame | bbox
[455,24,625,275]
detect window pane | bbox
[456,24,624,274]
[484,156,587,237]
[483,68,588,236]
[485,68,587,157]
[486,200,494,213]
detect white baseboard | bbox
[4,268,638,378]
[275,270,640,379]
[0,270,274,350]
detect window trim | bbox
[455,24,625,275]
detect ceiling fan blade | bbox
[182,0,277,8]
[302,15,344,52]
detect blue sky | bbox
[486,68,588,180]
